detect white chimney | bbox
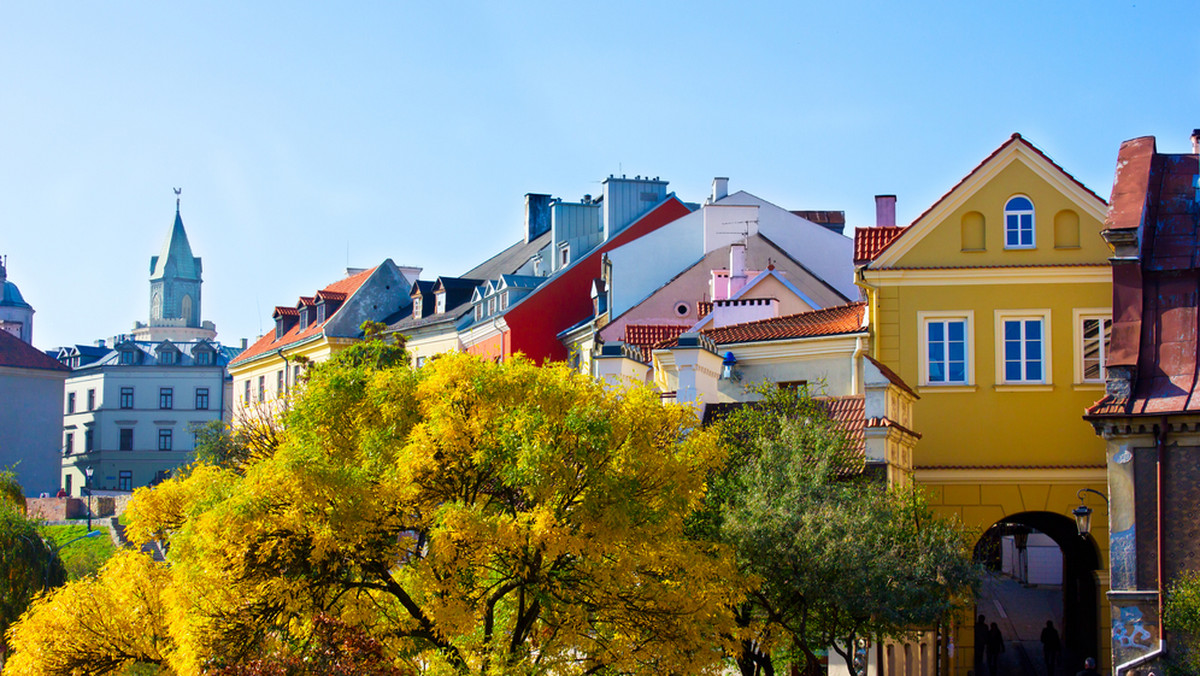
[875,195,897,227]
[712,177,729,203]
[729,242,747,296]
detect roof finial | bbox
[173,187,182,212]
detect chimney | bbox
[95,339,106,348]
[1192,129,1200,155]
[729,242,748,296]
[712,177,729,203]
[875,195,897,227]
[525,193,552,242]
[241,338,248,349]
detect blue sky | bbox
[2,2,1197,350]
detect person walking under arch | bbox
[975,614,988,675]
[986,622,1005,676]
[1040,620,1061,674]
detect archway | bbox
[973,511,1100,675]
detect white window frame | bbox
[1004,195,1036,249]
[412,297,422,318]
[917,310,975,387]
[1073,308,1112,385]
[994,309,1052,385]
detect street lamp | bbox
[721,351,738,380]
[84,465,94,532]
[1072,488,1109,537]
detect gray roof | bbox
[461,231,551,281]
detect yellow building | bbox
[856,134,1113,674]
[228,261,417,419]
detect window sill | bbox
[917,385,978,393]
[994,384,1054,392]
[1004,246,1036,251]
[1073,383,1105,391]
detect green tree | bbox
[703,386,977,676]
[1165,571,1200,675]
[0,470,66,666]
[9,349,741,675]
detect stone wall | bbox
[25,493,136,521]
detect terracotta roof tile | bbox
[854,226,907,263]
[697,301,713,319]
[0,330,71,372]
[863,355,918,399]
[623,324,690,362]
[659,302,866,349]
[231,266,377,367]
[272,306,298,318]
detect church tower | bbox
[131,191,216,342]
[0,256,35,344]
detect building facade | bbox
[856,134,1114,672]
[58,201,239,494]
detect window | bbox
[293,365,302,387]
[776,380,809,392]
[277,370,285,395]
[118,471,133,491]
[435,293,445,314]
[85,429,94,452]
[67,392,76,414]
[927,320,968,384]
[416,356,427,368]
[119,428,134,451]
[159,350,176,365]
[257,375,265,403]
[64,432,74,455]
[413,297,422,318]
[120,387,134,409]
[559,244,570,267]
[159,387,174,409]
[87,389,95,410]
[919,311,975,387]
[243,380,251,405]
[120,349,134,364]
[158,429,173,451]
[995,309,1052,385]
[196,350,211,366]
[1075,310,1112,384]
[195,387,209,410]
[1004,195,1035,249]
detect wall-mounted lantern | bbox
[1072,488,1109,537]
[721,351,737,380]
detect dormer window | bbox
[158,350,177,365]
[435,293,445,314]
[119,349,137,365]
[559,243,570,268]
[475,304,483,321]
[500,293,508,310]
[487,297,496,315]
[194,346,213,366]
[413,297,423,318]
[317,302,327,323]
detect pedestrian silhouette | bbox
[1075,657,1100,676]
[986,622,1005,676]
[975,614,988,674]
[1041,620,1061,674]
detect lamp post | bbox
[1072,488,1109,537]
[84,465,94,532]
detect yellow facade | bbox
[227,336,352,419]
[859,136,1113,673]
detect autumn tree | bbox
[703,386,978,676]
[9,343,741,675]
[0,470,66,668]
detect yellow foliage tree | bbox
[8,346,742,675]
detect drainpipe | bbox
[852,334,867,396]
[1115,417,1169,675]
[276,348,290,393]
[854,268,879,360]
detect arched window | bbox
[1004,196,1035,249]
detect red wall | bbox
[501,197,694,364]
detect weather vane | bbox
[174,187,182,211]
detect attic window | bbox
[120,350,136,365]
[435,293,445,314]
[159,350,176,366]
[559,243,570,268]
[1004,196,1035,249]
[317,303,327,323]
[195,350,211,366]
[674,303,689,317]
[413,297,422,318]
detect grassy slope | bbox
[43,523,118,580]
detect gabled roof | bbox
[410,280,436,297]
[461,231,553,281]
[853,226,907,264]
[864,354,918,399]
[657,302,867,349]
[868,134,1108,268]
[434,277,484,294]
[701,394,868,469]
[0,330,70,372]
[231,266,377,366]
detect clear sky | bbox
[2,2,1197,351]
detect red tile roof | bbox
[623,324,689,362]
[0,330,70,372]
[697,301,713,319]
[231,266,377,367]
[272,306,298,318]
[658,302,866,349]
[824,394,865,451]
[863,355,918,399]
[854,226,906,264]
